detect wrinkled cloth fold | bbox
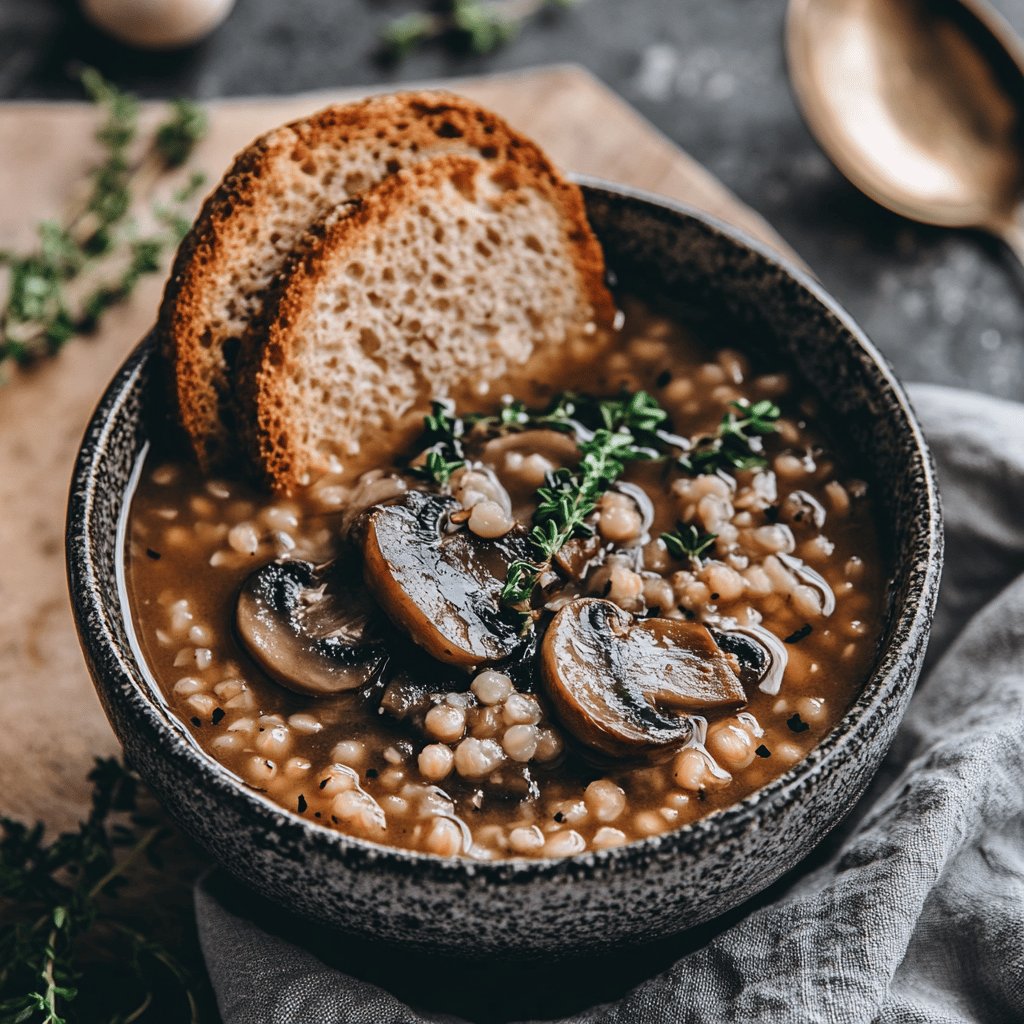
[195,383,1024,1024]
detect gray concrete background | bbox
[3,0,1023,400]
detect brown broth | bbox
[124,297,885,859]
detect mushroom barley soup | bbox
[126,297,885,860]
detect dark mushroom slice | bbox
[359,490,532,669]
[236,557,388,696]
[553,533,603,580]
[711,622,788,695]
[377,646,469,726]
[708,627,773,690]
[541,598,747,759]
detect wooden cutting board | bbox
[0,64,797,833]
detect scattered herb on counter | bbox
[380,0,583,59]
[0,69,207,380]
[662,522,718,563]
[678,399,782,475]
[0,758,201,1024]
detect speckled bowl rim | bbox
[68,179,943,888]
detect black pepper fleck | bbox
[710,592,720,601]
[366,768,379,779]
[314,811,322,819]
[764,505,780,523]
[190,716,201,728]
[755,744,771,758]
[785,624,813,644]
[319,778,329,789]
[145,547,162,560]
[297,794,308,814]
[697,788,707,802]
[787,713,810,733]
[553,811,565,823]
[211,708,225,725]
[655,369,672,388]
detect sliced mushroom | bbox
[541,598,747,759]
[708,626,774,690]
[236,557,387,696]
[553,533,603,580]
[360,490,531,669]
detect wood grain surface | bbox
[0,64,795,833]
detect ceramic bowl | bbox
[66,182,942,957]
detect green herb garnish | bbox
[0,759,201,1024]
[0,69,207,378]
[411,388,776,612]
[661,522,718,562]
[380,0,582,58]
[410,400,467,485]
[501,391,666,608]
[678,399,781,474]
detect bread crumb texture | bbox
[160,91,609,470]
[248,154,611,493]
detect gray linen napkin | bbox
[194,383,1024,1024]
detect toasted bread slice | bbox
[243,154,614,493]
[160,91,587,469]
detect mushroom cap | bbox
[235,558,388,696]
[541,598,747,759]
[360,490,531,669]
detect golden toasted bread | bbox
[242,154,613,493]
[159,91,592,469]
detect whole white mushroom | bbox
[81,0,236,50]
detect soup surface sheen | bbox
[126,298,885,860]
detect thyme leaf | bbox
[410,388,776,612]
[409,400,467,485]
[0,69,207,379]
[677,399,781,474]
[380,0,582,59]
[0,759,201,1024]
[499,392,666,608]
[662,522,718,562]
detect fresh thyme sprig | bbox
[410,400,467,485]
[464,393,576,435]
[381,0,582,59]
[678,399,781,474]
[662,522,718,562]
[501,392,667,607]
[0,758,200,1024]
[410,389,777,610]
[0,69,207,378]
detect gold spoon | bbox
[786,0,1024,265]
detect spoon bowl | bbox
[787,0,1024,260]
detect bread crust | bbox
[159,91,612,470]
[243,153,613,493]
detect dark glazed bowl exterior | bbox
[67,183,942,957]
